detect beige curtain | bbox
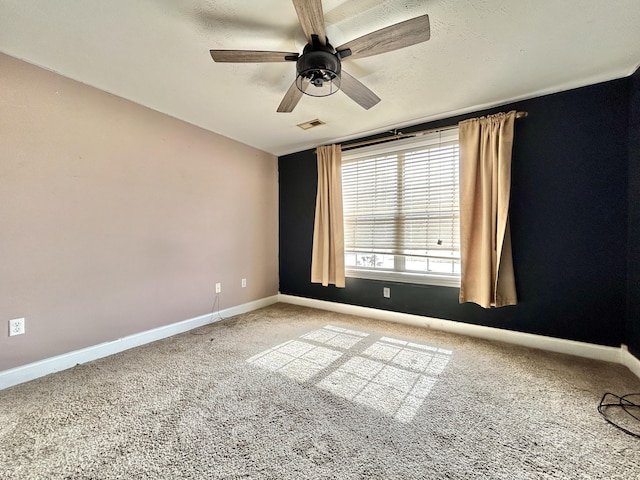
[458,111,517,308]
[311,144,346,287]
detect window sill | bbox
[345,268,461,288]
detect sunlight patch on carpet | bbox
[247,325,452,423]
[247,339,343,382]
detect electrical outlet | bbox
[383,287,391,298]
[215,283,221,294]
[241,278,246,288]
[9,318,25,336]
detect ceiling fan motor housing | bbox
[296,36,341,96]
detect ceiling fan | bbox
[209,0,430,112]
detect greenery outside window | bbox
[341,129,460,287]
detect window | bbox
[341,128,460,287]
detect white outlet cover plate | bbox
[9,318,25,336]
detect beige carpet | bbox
[1,303,639,479]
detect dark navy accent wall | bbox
[279,78,630,347]
[628,66,640,357]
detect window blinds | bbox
[342,128,460,263]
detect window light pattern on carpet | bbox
[247,325,451,423]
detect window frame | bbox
[341,129,461,288]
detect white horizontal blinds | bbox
[401,139,460,258]
[342,129,460,262]
[342,154,398,254]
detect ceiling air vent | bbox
[297,119,325,130]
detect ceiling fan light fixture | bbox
[295,42,341,97]
[296,68,340,97]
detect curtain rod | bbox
[319,111,528,153]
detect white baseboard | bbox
[0,295,278,391]
[278,294,634,371]
[621,344,640,380]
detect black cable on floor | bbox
[190,293,224,336]
[598,392,640,439]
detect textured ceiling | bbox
[2,0,640,156]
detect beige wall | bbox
[0,53,279,371]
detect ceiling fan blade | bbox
[292,0,326,45]
[210,50,299,63]
[277,78,309,113]
[339,70,380,110]
[337,14,430,60]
